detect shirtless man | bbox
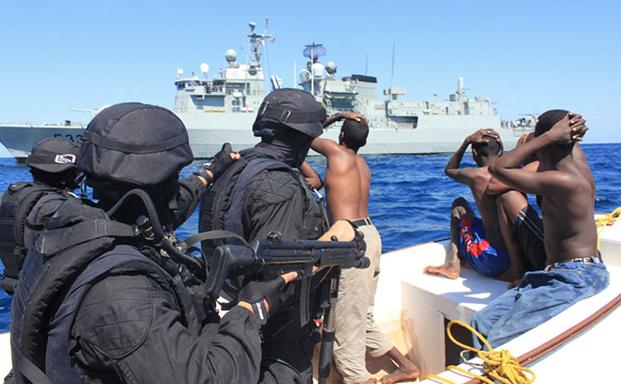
[472,110,609,347]
[484,133,547,278]
[424,129,527,282]
[312,112,419,384]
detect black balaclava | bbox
[30,168,81,190]
[88,177,179,229]
[255,124,313,167]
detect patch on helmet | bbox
[55,154,76,164]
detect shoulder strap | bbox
[199,156,250,234]
[36,219,135,256]
[11,346,53,384]
[13,184,58,250]
[0,183,58,293]
[184,229,249,248]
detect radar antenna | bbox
[303,42,326,61]
[303,43,326,95]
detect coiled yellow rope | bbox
[595,207,621,249]
[423,320,536,384]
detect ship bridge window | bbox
[328,99,355,111]
[226,84,244,95]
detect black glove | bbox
[238,277,286,324]
[195,143,236,183]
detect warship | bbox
[0,21,532,159]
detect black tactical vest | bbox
[198,148,329,338]
[0,182,59,294]
[199,148,328,244]
[8,198,193,384]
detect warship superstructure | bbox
[0,21,529,159]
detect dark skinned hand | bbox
[548,113,588,145]
[467,128,500,144]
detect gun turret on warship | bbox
[0,21,528,159]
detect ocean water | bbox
[1,143,620,331]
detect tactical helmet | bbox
[26,137,80,173]
[253,88,326,138]
[77,102,193,186]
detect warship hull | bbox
[0,124,86,158]
[0,114,521,159]
[0,22,531,159]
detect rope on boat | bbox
[596,207,621,248]
[423,320,535,384]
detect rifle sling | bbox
[183,230,250,248]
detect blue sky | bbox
[0,0,619,156]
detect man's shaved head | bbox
[535,109,569,137]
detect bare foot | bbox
[379,347,421,384]
[379,367,420,384]
[423,263,460,279]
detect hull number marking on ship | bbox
[53,134,83,144]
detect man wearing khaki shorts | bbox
[310,113,420,384]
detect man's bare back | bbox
[322,145,370,222]
[313,113,420,384]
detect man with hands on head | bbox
[311,111,420,384]
[472,110,609,347]
[424,128,529,283]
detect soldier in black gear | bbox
[0,137,80,294]
[9,102,294,384]
[199,89,354,383]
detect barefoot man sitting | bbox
[424,129,530,282]
[312,112,419,384]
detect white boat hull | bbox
[3,213,615,382]
[369,217,621,383]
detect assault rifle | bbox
[181,229,368,384]
[202,230,368,299]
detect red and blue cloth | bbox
[459,215,510,277]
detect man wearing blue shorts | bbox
[473,110,609,347]
[457,211,510,277]
[424,129,526,282]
